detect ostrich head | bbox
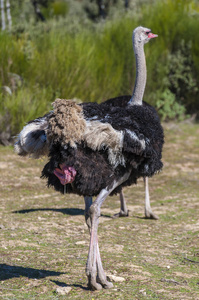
[133,26,158,47]
[129,26,158,106]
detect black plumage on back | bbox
[41,97,164,196]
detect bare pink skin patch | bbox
[54,164,76,185]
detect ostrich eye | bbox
[145,31,151,35]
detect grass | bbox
[1,0,199,139]
[0,122,199,299]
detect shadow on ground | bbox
[51,280,89,291]
[13,208,85,216]
[0,264,89,290]
[0,264,64,281]
[12,208,112,218]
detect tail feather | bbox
[14,117,49,158]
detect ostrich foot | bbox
[97,277,113,289]
[87,275,102,290]
[96,268,114,289]
[87,275,113,290]
[87,273,113,290]
[145,209,159,220]
[113,210,129,218]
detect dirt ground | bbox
[0,122,199,299]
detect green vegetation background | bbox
[0,0,199,141]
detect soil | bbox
[0,122,199,299]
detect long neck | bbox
[128,39,146,106]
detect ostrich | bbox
[82,45,161,220]
[87,91,160,220]
[15,26,164,290]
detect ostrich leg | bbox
[144,177,158,220]
[85,191,128,220]
[85,191,129,219]
[84,192,113,289]
[84,196,92,231]
[84,194,113,290]
[113,189,129,218]
[86,173,130,290]
[114,178,159,219]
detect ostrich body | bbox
[15,26,164,290]
[86,96,160,219]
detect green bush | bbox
[1,0,199,143]
[141,0,199,117]
[0,87,51,134]
[156,89,186,121]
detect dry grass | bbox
[0,122,199,299]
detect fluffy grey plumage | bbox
[14,117,49,158]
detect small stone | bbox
[107,275,125,282]
[167,266,170,269]
[139,289,147,296]
[56,286,72,295]
[75,241,86,245]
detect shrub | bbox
[1,0,199,144]
[156,89,186,121]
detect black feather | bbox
[41,96,164,196]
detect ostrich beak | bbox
[148,32,158,39]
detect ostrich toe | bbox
[145,209,159,220]
[113,210,129,218]
[87,277,103,291]
[97,277,114,289]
